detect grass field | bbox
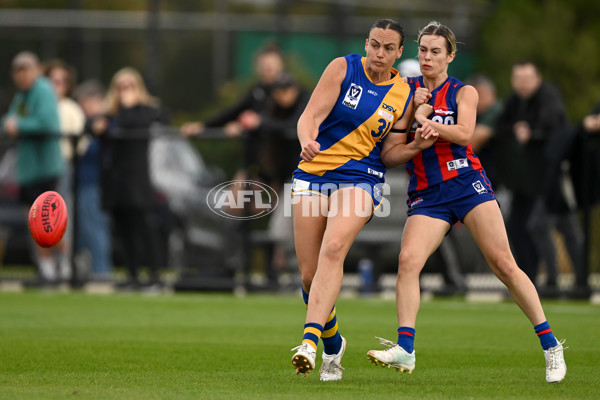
[0,291,598,399]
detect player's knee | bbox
[320,238,346,263]
[490,253,519,283]
[396,250,423,277]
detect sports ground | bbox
[0,291,598,399]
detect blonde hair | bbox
[104,67,159,116]
[417,21,457,55]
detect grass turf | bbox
[0,291,598,399]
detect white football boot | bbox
[291,342,316,377]
[319,336,346,381]
[544,339,567,383]
[367,337,415,373]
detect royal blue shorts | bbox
[406,169,496,225]
[292,170,385,210]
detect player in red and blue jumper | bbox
[366,21,567,383]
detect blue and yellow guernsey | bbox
[293,54,413,186]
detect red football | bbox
[28,191,68,248]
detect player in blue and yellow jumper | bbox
[290,18,439,381]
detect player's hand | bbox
[180,121,205,137]
[415,103,434,124]
[300,141,320,162]
[414,87,431,107]
[414,122,438,149]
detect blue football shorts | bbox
[291,170,385,211]
[406,169,497,226]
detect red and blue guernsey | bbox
[405,76,482,193]
[294,54,412,186]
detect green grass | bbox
[0,291,598,399]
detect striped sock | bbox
[397,326,415,353]
[302,322,323,351]
[321,307,343,355]
[301,288,342,355]
[534,321,558,350]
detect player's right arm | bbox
[297,57,347,162]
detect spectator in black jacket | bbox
[180,42,284,138]
[571,101,600,207]
[239,72,309,192]
[564,100,600,294]
[91,67,168,290]
[495,60,583,294]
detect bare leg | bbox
[305,187,371,327]
[463,201,547,325]
[396,215,450,327]
[293,195,328,292]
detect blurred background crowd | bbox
[0,0,598,299]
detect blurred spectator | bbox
[45,59,85,158]
[73,79,113,281]
[1,51,66,283]
[495,60,583,293]
[91,67,168,290]
[467,74,503,186]
[45,59,86,280]
[564,100,600,293]
[180,42,285,138]
[248,72,310,286]
[570,100,600,207]
[242,72,309,192]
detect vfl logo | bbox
[342,83,363,109]
[207,180,279,220]
[472,180,488,194]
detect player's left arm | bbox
[414,85,478,147]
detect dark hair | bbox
[417,21,457,54]
[44,59,77,97]
[272,72,297,89]
[513,59,540,72]
[73,79,105,101]
[256,41,282,58]
[465,74,495,90]
[369,19,404,47]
